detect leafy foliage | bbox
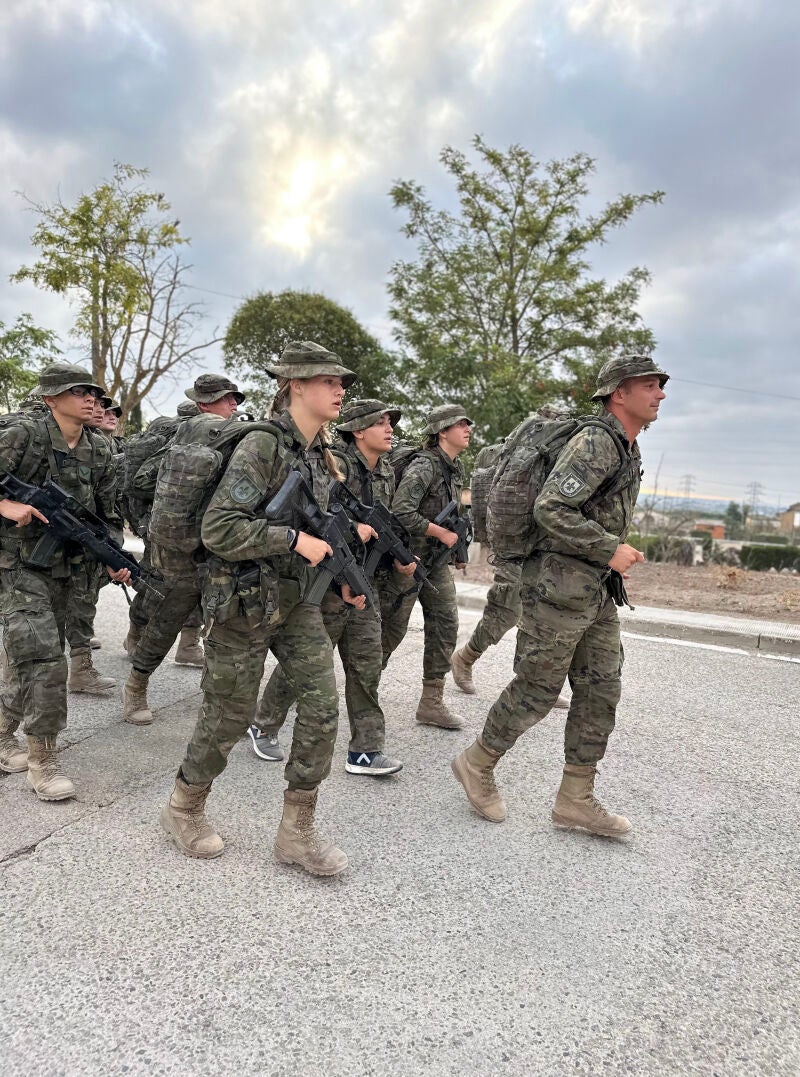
[388,137,663,444]
[0,314,60,413]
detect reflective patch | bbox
[559,473,587,498]
[229,475,261,504]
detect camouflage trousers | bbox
[128,541,202,633]
[0,565,78,737]
[180,601,338,791]
[65,560,106,652]
[131,569,203,676]
[482,553,623,766]
[257,590,385,753]
[380,561,458,681]
[467,556,522,655]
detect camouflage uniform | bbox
[257,400,399,753]
[0,367,119,738]
[382,406,471,680]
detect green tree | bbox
[0,313,60,413]
[388,136,663,443]
[224,289,404,415]
[723,500,745,539]
[11,163,220,425]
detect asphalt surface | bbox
[1,584,798,1076]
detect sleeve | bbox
[93,440,125,534]
[392,457,436,537]
[0,422,31,477]
[200,431,291,561]
[533,427,626,565]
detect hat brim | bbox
[265,362,357,389]
[424,413,474,435]
[339,407,402,432]
[591,371,670,401]
[40,379,107,398]
[185,389,246,404]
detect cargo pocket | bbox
[535,553,604,612]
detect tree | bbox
[388,136,663,444]
[723,501,745,539]
[224,290,404,415]
[0,314,60,413]
[11,163,221,426]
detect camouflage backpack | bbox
[121,417,182,534]
[147,417,292,556]
[469,440,506,545]
[486,415,629,559]
[386,442,423,486]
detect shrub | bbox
[739,545,800,572]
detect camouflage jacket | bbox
[0,410,121,575]
[392,447,464,563]
[331,441,396,507]
[533,412,642,566]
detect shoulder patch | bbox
[228,475,261,505]
[558,472,588,498]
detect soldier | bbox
[381,403,472,730]
[451,353,668,837]
[122,375,243,725]
[0,363,131,795]
[251,399,412,776]
[161,341,360,876]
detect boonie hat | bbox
[592,352,670,401]
[185,373,245,405]
[337,398,402,433]
[265,340,357,389]
[423,403,474,437]
[38,362,106,398]
[176,400,201,418]
[102,397,123,416]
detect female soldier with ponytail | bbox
[161,341,363,877]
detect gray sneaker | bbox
[247,726,284,761]
[345,750,403,777]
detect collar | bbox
[46,411,90,453]
[276,409,323,451]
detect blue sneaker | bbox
[247,726,284,761]
[345,750,403,776]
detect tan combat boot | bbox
[274,789,348,876]
[123,623,142,659]
[0,716,28,773]
[160,776,224,858]
[174,627,204,667]
[451,644,480,695]
[26,735,75,801]
[551,764,632,837]
[68,649,116,694]
[415,679,464,730]
[451,737,507,822]
[90,636,102,649]
[123,669,154,725]
[552,693,570,710]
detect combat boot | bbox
[274,789,348,876]
[0,716,28,773]
[123,623,142,659]
[174,627,204,667]
[25,735,75,801]
[552,693,570,710]
[451,644,480,694]
[68,649,116,694]
[90,637,102,649]
[123,669,154,725]
[551,764,632,837]
[160,776,224,858]
[415,679,464,730]
[451,737,507,822]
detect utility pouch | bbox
[23,532,63,570]
[237,564,265,630]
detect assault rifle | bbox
[264,470,376,608]
[606,569,634,610]
[0,473,163,598]
[429,500,473,571]
[327,480,438,594]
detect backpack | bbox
[469,440,506,545]
[486,416,629,559]
[386,442,423,487]
[147,417,291,556]
[121,417,182,533]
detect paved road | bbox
[1,585,798,1076]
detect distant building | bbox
[694,520,725,540]
[777,503,800,536]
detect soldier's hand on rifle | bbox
[341,583,367,610]
[393,558,417,577]
[608,543,645,574]
[427,523,458,548]
[107,566,132,584]
[355,523,378,544]
[294,531,334,566]
[455,561,467,571]
[0,499,49,527]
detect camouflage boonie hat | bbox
[176,400,201,418]
[265,340,357,389]
[38,362,105,398]
[102,397,122,416]
[337,398,402,432]
[423,403,474,436]
[592,353,670,400]
[185,373,245,405]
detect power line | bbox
[669,378,800,402]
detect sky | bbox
[1,0,798,511]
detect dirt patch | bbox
[460,559,800,624]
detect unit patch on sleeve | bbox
[558,472,588,498]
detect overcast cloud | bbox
[1,0,798,508]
